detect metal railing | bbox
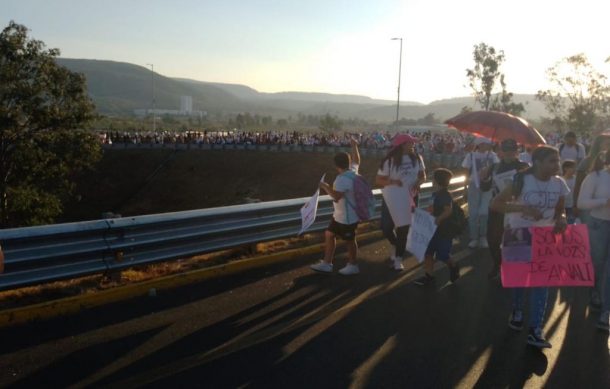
[0,176,466,292]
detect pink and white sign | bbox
[501,224,594,288]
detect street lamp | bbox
[391,37,402,130]
[146,63,156,132]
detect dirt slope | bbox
[61,149,385,222]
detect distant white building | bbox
[134,95,206,118]
[180,96,193,113]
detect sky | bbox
[3,0,609,104]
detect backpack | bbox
[559,143,585,159]
[479,162,497,192]
[443,201,467,238]
[343,171,376,222]
[512,171,526,198]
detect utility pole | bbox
[391,38,403,130]
[146,63,156,131]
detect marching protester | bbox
[577,150,610,330]
[461,137,499,248]
[310,139,361,275]
[491,145,569,348]
[479,139,530,279]
[561,160,577,224]
[573,132,610,224]
[558,131,586,163]
[414,168,461,286]
[519,145,533,166]
[376,134,425,271]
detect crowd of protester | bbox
[97,129,472,154]
[310,128,610,350]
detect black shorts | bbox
[327,218,358,241]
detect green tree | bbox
[536,54,610,136]
[417,113,437,126]
[466,42,524,115]
[489,75,525,116]
[319,114,342,132]
[0,21,101,227]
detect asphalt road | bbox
[0,238,608,388]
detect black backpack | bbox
[443,201,467,238]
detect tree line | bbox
[465,42,610,136]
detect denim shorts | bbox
[425,233,453,262]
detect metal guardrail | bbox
[0,176,466,292]
[103,143,466,169]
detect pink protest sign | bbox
[501,224,594,288]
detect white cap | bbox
[474,137,492,146]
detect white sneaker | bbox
[339,263,360,275]
[479,238,489,248]
[392,257,404,271]
[468,239,479,249]
[310,261,333,273]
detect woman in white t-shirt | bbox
[577,150,610,332]
[461,137,499,248]
[376,134,425,270]
[491,146,569,348]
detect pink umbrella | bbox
[445,111,546,146]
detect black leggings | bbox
[487,209,504,270]
[395,225,411,258]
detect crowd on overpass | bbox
[97,130,472,154]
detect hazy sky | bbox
[3,0,609,103]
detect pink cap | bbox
[392,134,418,147]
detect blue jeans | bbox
[512,287,548,329]
[587,217,610,312]
[467,184,492,240]
[578,209,591,225]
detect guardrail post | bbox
[102,213,124,283]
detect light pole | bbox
[391,37,402,130]
[146,63,156,132]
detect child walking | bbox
[414,168,460,286]
[310,150,361,275]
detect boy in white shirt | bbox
[311,141,361,275]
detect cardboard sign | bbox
[501,224,594,287]
[501,227,532,262]
[493,169,516,193]
[406,208,437,263]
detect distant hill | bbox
[57,58,549,122]
[56,59,247,115]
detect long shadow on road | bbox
[93,248,610,388]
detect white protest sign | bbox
[406,208,438,263]
[298,174,326,235]
[493,169,517,193]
